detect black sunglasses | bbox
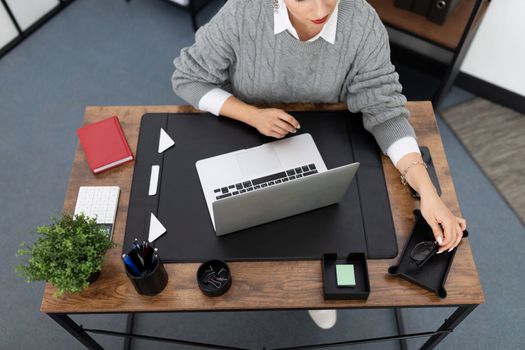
[409,229,469,268]
[409,241,439,268]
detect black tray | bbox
[322,253,370,300]
[388,210,469,298]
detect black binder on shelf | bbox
[412,0,433,15]
[427,0,462,24]
[394,0,414,10]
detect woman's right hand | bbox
[248,108,301,138]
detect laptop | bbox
[196,133,359,235]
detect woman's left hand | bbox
[419,192,467,253]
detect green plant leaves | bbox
[16,213,116,297]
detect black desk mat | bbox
[123,111,398,262]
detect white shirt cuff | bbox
[198,88,233,116]
[387,137,420,166]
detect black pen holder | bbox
[125,257,169,296]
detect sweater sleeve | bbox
[346,7,416,154]
[171,1,240,108]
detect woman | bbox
[172,0,466,329]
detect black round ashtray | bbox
[196,260,232,297]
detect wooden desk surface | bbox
[41,102,484,314]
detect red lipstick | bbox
[311,15,328,25]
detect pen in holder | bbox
[123,239,168,296]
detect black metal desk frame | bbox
[47,301,478,349]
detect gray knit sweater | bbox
[172,0,415,152]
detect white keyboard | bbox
[74,186,120,240]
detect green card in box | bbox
[322,253,370,300]
[336,264,356,287]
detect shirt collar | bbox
[273,0,339,44]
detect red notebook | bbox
[77,116,134,174]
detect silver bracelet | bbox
[400,161,427,186]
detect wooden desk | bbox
[41,103,484,349]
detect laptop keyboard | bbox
[213,164,318,200]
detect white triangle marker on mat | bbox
[158,128,175,153]
[148,212,167,242]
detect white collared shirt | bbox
[197,0,420,165]
[273,0,338,44]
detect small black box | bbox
[322,253,370,300]
[427,0,462,25]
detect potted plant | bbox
[16,213,115,297]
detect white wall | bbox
[460,0,525,97]
[5,0,59,31]
[0,3,19,48]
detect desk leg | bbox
[123,313,135,350]
[48,313,104,350]
[419,305,478,350]
[394,308,408,350]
